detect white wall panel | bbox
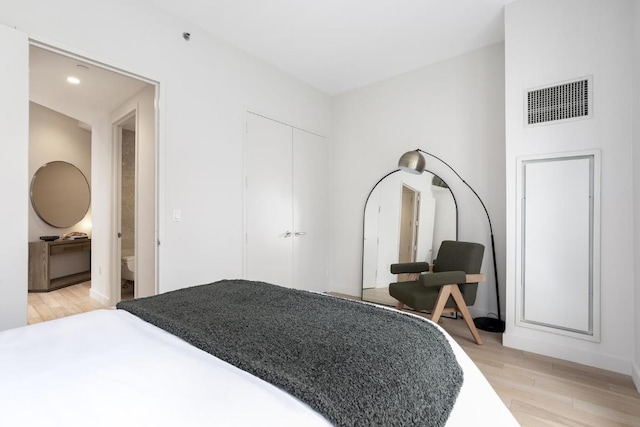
[517,154,599,339]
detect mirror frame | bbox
[361,168,458,304]
[30,161,91,228]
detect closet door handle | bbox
[294,231,307,236]
[283,231,293,238]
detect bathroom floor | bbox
[121,280,135,301]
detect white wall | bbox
[29,102,92,241]
[0,0,331,329]
[633,0,640,390]
[0,25,28,330]
[330,42,506,320]
[504,0,635,374]
[29,102,92,279]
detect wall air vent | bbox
[526,76,592,126]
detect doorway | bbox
[115,113,137,301]
[398,184,420,281]
[28,43,159,310]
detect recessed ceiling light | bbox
[67,76,80,84]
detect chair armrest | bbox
[390,262,430,274]
[465,273,486,283]
[419,271,467,288]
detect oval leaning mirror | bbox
[31,161,91,228]
[362,170,457,306]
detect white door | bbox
[0,25,29,330]
[245,113,294,287]
[292,128,328,291]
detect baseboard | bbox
[633,361,640,393]
[503,332,632,376]
[89,287,110,306]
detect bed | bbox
[0,280,517,426]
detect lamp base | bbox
[473,317,505,333]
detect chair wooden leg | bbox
[431,285,453,324]
[449,285,483,345]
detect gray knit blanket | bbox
[117,279,463,426]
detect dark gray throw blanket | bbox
[117,279,463,426]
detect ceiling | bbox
[30,46,149,122]
[29,0,512,121]
[147,0,512,95]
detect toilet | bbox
[121,256,135,282]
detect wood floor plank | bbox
[27,305,43,324]
[608,382,640,398]
[510,399,614,427]
[491,375,574,406]
[27,282,108,325]
[38,291,64,307]
[571,398,640,426]
[32,303,57,321]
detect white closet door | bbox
[292,129,328,291]
[515,151,600,341]
[0,25,29,330]
[523,157,591,332]
[245,113,294,287]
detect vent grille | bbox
[527,78,590,125]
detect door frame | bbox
[112,110,137,303]
[28,39,162,306]
[398,184,420,264]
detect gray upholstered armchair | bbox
[389,240,485,344]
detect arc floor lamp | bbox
[397,149,505,333]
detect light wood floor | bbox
[27,282,109,324]
[438,315,640,426]
[29,285,640,426]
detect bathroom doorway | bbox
[28,42,159,310]
[116,112,137,301]
[109,83,157,304]
[398,184,420,281]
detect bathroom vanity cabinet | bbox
[28,239,91,292]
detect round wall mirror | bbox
[30,161,90,228]
[362,169,457,306]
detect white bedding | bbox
[0,309,517,426]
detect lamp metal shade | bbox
[398,150,426,174]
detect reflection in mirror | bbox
[30,161,91,228]
[362,170,457,306]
